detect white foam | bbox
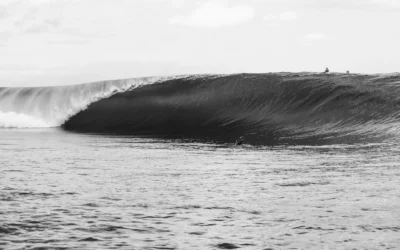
[0,111,51,128]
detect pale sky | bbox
[0,0,399,86]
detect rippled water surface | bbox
[1,129,400,250]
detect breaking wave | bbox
[2,73,400,145]
[0,77,167,128]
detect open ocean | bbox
[1,73,400,249]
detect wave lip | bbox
[61,73,400,145]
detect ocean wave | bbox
[2,73,400,145]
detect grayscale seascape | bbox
[2,0,400,249]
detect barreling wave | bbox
[2,73,400,145]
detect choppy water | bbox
[1,129,400,250]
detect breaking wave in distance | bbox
[2,73,400,145]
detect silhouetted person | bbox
[324,67,329,73]
[235,136,244,146]
[346,70,350,74]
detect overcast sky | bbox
[1,0,399,86]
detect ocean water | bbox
[2,73,400,249]
[1,128,400,250]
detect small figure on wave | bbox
[324,67,329,73]
[346,70,350,74]
[235,136,244,146]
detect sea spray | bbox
[0,77,169,128]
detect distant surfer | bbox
[346,70,350,74]
[324,67,329,73]
[235,136,244,146]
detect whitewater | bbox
[1,72,400,249]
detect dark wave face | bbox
[61,73,400,145]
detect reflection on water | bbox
[1,129,400,249]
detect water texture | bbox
[1,129,399,249]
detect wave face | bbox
[2,73,400,145]
[60,73,400,145]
